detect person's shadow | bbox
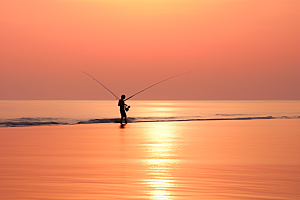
[120,124,126,129]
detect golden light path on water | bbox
[142,122,180,200]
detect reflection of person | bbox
[118,95,127,124]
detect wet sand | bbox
[1,119,299,199]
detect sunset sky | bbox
[0,0,299,100]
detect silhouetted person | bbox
[118,95,127,124]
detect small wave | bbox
[78,118,121,124]
[216,114,250,116]
[1,121,63,127]
[0,117,73,127]
[1,116,299,127]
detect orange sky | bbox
[0,0,299,100]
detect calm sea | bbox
[1,100,300,199]
[0,100,299,127]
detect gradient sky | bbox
[0,0,299,100]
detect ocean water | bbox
[1,101,300,199]
[0,100,299,127]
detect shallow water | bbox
[1,120,299,199]
[0,100,299,126]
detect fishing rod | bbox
[82,71,191,110]
[125,71,191,100]
[81,71,119,100]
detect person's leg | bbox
[125,116,127,124]
[120,116,123,124]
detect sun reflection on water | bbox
[142,123,180,200]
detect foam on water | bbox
[1,115,299,127]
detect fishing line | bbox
[125,71,191,100]
[82,71,191,102]
[81,71,119,100]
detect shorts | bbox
[120,109,126,117]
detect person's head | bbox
[121,95,125,99]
